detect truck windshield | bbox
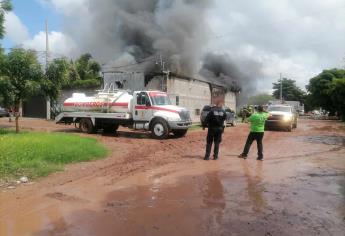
[268,106,291,112]
[150,95,172,106]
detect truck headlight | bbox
[167,116,181,122]
[283,115,292,122]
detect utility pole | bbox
[280,73,283,104]
[45,19,51,120]
[45,19,49,70]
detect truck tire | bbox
[80,118,95,134]
[151,119,169,139]
[172,129,188,138]
[103,124,119,134]
[287,123,293,132]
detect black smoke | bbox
[200,53,264,105]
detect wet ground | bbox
[0,118,344,236]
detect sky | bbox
[3,0,345,93]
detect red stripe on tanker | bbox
[62,91,132,113]
[63,102,128,107]
[135,105,179,114]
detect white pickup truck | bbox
[55,90,192,139]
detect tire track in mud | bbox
[82,132,206,185]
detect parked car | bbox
[265,105,297,132]
[200,105,236,127]
[0,107,9,117]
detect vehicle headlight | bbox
[167,116,181,122]
[283,114,292,121]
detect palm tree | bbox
[0,0,12,39]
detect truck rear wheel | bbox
[172,129,188,138]
[151,119,169,139]
[80,118,95,134]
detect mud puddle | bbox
[6,159,341,236]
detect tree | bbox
[330,78,345,120]
[67,61,80,82]
[63,53,102,89]
[248,93,273,105]
[306,69,345,119]
[0,0,12,39]
[0,48,43,133]
[272,78,306,102]
[43,58,70,102]
[75,53,101,81]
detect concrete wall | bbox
[225,92,237,111]
[167,77,211,122]
[146,77,164,91]
[103,72,145,91]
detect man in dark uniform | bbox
[203,102,227,160]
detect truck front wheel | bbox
[103,124,119,134]
[172,129,188,138]
[151,119,169,139]
[80,118,95,134]
[286,123,293,132]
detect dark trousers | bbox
[242,132,264,158]
[205,127,223,158]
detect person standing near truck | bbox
[203,101,227,160]
[238,105,269,161]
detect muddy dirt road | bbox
[0,118,344,236]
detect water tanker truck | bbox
[55,90,192,139]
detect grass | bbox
[0,129,108,181]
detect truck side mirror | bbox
[146,100,151,107]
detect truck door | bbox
[133,92,154,122]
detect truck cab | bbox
[132,91,192,139]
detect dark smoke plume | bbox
[65,0,212,75]
[200,53,264,105]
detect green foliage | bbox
[0,130,108,180]
[43,58,70,102]
[0,0,12,39]
[0,50,102,120]
[67,62,80,82]
[0,75,15,108]
[330,78,345,118]
[59,53,102,89]
[64,78,101,89]
[74,53,101,81]
[0,48,43,132]
[272,78,306,102]
[306,69,345,119]
[248,93,273,105]
[1,48,43,107]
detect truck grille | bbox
[179,110,191,121]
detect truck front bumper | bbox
[168,120,192,130]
